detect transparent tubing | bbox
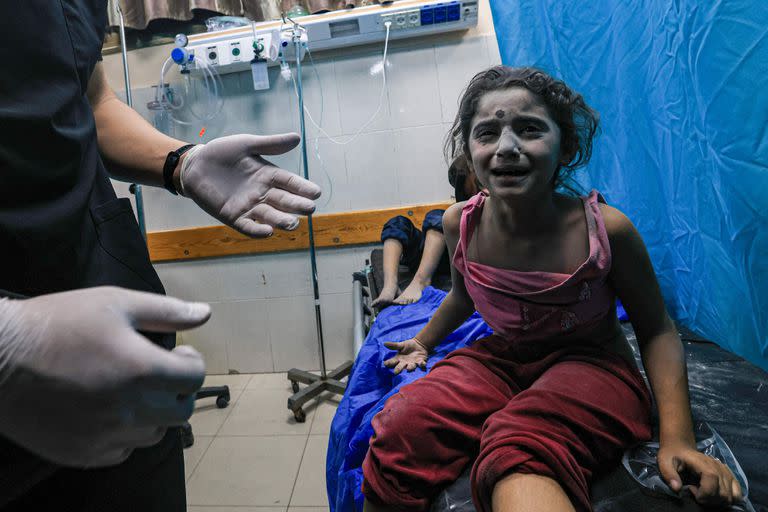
[156,57,224,127]
[295,36,327,379]
[287,50,334,210]
[116,1,146,238]
[285,28,390,211]
[299,24,391,147]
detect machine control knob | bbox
[171,47,188,64]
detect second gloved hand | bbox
[0,287,210,468]
[179,133,322,238]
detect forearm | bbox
[641,329,696,447]
[92,94,189,189]
[414,289,475,350]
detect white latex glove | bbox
[0,287,210,468]
[179,133,322,238]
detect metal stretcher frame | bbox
[352,262,378,357]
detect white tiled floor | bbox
[185,373,337,511]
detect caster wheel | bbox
[291,380,300,393]
[293,408,306,423]
[181,424,194,448]
[216,395,230,408]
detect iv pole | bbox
[286,19,352,423]
[116,1,147,237]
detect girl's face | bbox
[467,87,563,201]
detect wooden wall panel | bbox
[147,202,452,262]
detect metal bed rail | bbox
[352,259,377,356]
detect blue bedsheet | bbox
[326,286,493,512]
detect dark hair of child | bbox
[445,66,600,193]
[447,155,470,189]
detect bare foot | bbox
[393,279,429,305]
[372,285,400,308]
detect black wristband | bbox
[163,144,196,195]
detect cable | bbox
[286,51,334,209]
[304,46,334,209]
[283,22,392,207]
[186,58,224,125]
[292,21,392,147]
[287,41,337,208]
[157,56,224,127]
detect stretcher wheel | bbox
[216,396,230,408]
[181,422,194,448]
[293,408,306,423]
[291,380,300,393]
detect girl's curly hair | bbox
[445,66,600,191]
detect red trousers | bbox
[362,335,652,512]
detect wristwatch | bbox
[163,144,196,195]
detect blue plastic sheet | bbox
[326,287,493,512]
[489,0,768,371]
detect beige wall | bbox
[105,1,500,375]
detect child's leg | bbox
[374,216,422,307]
[470,355,652,512]
[394,210,447,305]
[362,346,517,511]
[373,239,404,307]
[394,229,445,304]
[491,473,575,512]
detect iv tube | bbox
[157,55,224,126]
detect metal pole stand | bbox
[285,23,352,423]
[116,2,147,237]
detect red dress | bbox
[362,192,652,512]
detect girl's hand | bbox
[657,443,743,507]
[383,338,430,374]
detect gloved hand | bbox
[383,338,430,374]
[179,133,322,238]
[0,287,210,468]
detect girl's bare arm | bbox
[411,203,476,350]
[604,204,740,505]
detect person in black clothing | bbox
[0,2,320,510]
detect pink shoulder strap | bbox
[584,189,612,270]
[453,193,486,270]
